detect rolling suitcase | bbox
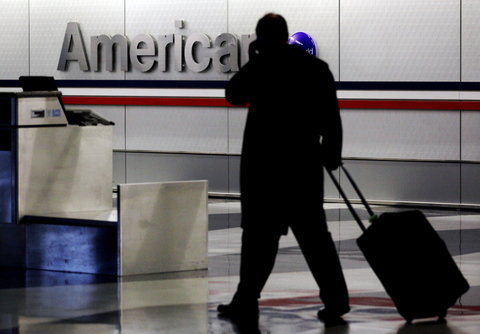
[327,165,470,322]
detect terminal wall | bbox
[1,0,479,205]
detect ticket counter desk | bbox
[0,92,208,276]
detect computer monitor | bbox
[19,76,59,92]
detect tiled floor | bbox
[0,201,479,333]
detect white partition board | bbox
[18,126,113,218]
[118,181,208,276]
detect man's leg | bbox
[290,214,350,316]
[218,227,281,318]
[237,228,281,298]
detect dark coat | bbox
[226,43,342,234]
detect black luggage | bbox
[327,166,470,322]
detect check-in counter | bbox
[0,92,113,224]
[0,89,208,276]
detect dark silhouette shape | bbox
[356,210,470,322]
[217,13,349,325]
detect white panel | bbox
[125,0,228,80]
[460,91,480,101]
[119,181,208,275]
[18,127,113,219]
[70,105,126,150]
[340,0,460,81]
[0,1,29,79]
[342,110,460,160]
[126,106,228,153]
[338,90,460,100]
[462,0,480,81]
[29,0,125,79]
[228,107,248,154]
[113,152,126,185]
[462,111,480,161]
[228,0,340,79]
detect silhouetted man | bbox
[217,13,350,326]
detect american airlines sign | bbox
[57,21,255,74]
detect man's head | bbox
[255,13,289,46]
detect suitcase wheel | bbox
[438,311,447,322]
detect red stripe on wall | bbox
[62,96,480,110]
[340,99,480,110]
[460,100,480,110]
[62,96,234,107]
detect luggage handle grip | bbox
[326,167,368,232]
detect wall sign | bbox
[288,32,316,56]
[57,21,256,74]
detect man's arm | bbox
[225,64,253,106]
[321,66,343,170]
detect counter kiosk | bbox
[0,88,114,270]
[0,91,114,224]
[0,83,208,276]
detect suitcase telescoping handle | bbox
[326,165,376,232]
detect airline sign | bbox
[57,21,255,74]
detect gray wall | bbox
[1,0,479,206]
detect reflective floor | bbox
[0,201,479,333]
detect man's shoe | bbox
[218,302,259,332]
[217,302,259,319]
[317,308,349,327]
